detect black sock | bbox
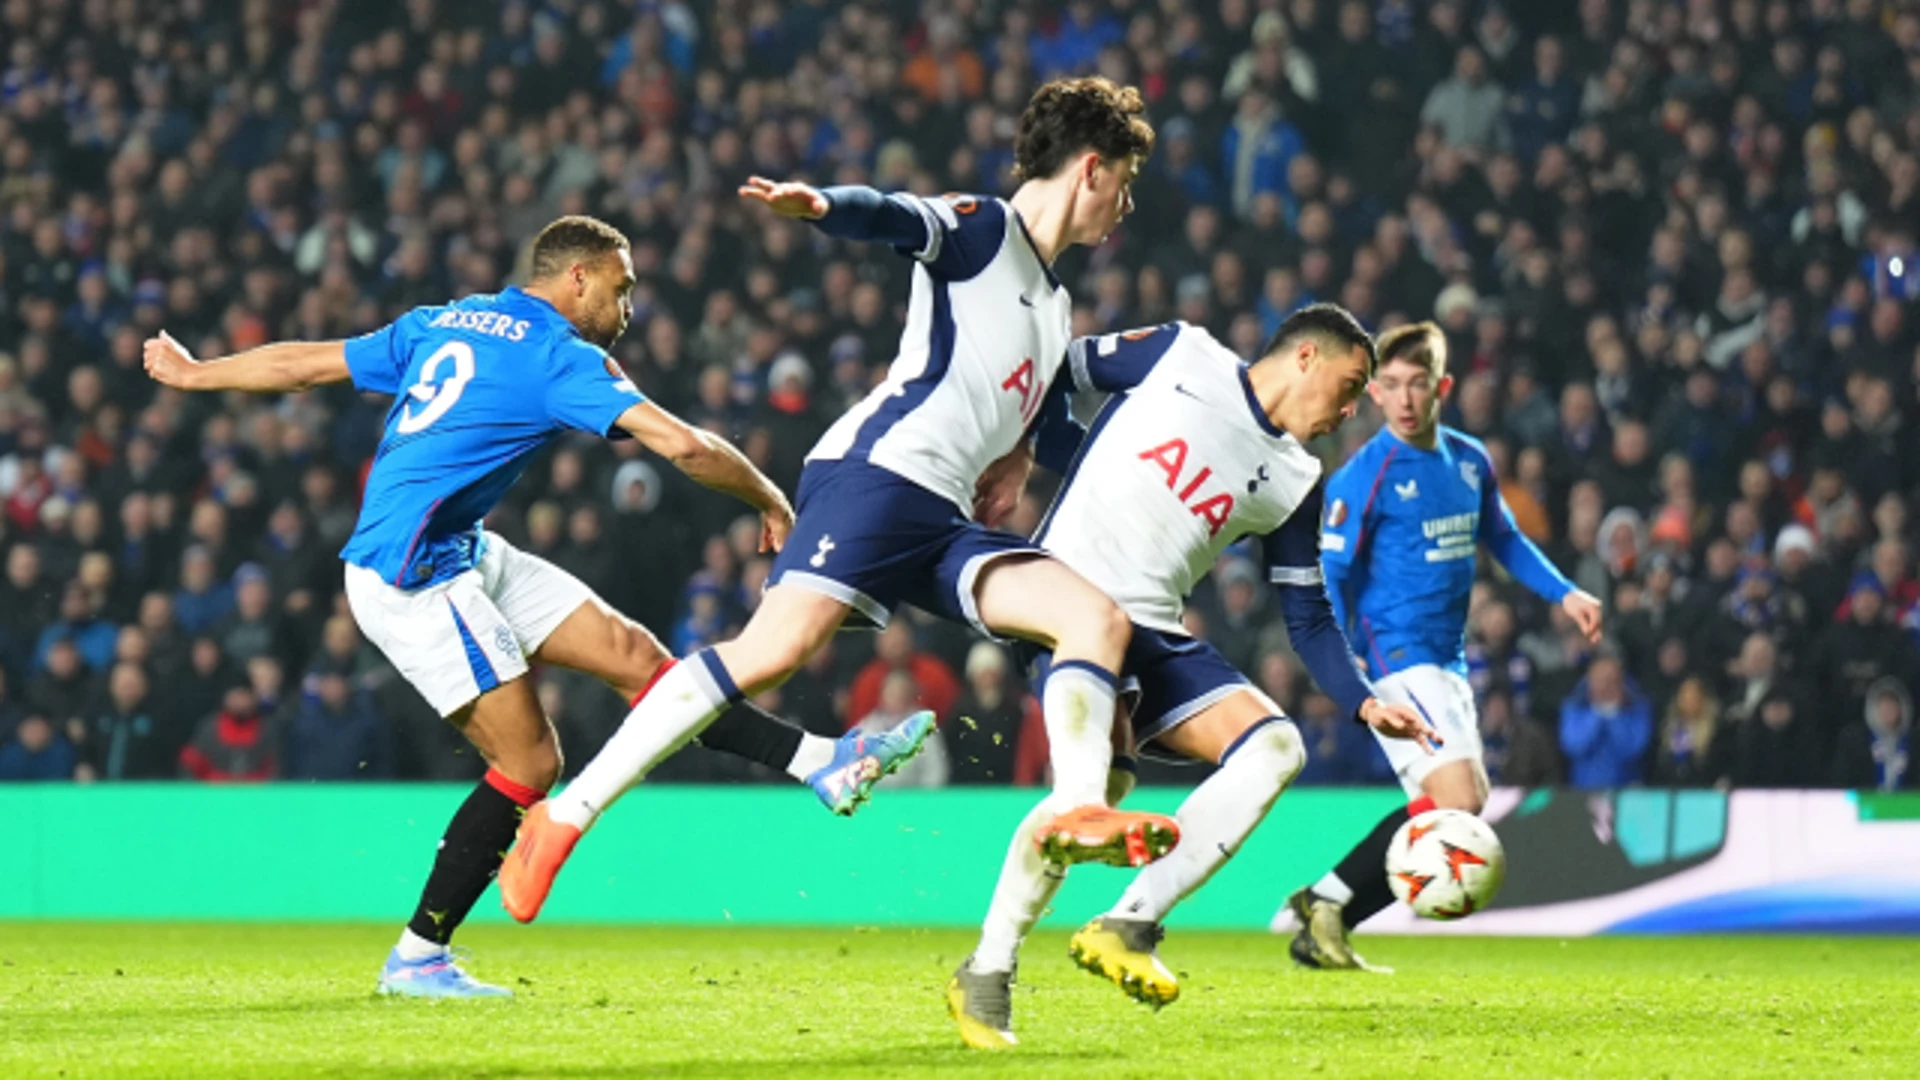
[1329,805,1409,930]
[406,772,536,946]
[695,701,806,772]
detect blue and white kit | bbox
[338,287,644,715]
[1023,322,1376,757]
[768,186,1071,630]
[1320,424,1576,790]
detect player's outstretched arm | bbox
[741,177,935,252]
[1274,583,1440,753]
[144,331,350,393]
[615,401,795,552]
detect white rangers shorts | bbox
[344,531,592,716]
[1368,664,1483,796]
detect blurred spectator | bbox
[1807,574,1919,756]
[1558,654,1652,790]
[172,546,235,637]
[1831,677,1913,791]
[1421,46,1509,156]
[1480,688,1559,787]
[179,685,275,783]
[27,639,93,735]
[0,715,75,782]
[847,621,961,729]
[284,671,390,782]
[862,670,949,790]
[34,582,117,674]
[1651,677,1731,788]
[79,663,176,781]
[1724,632,1818,788]
[947,642,1036,786]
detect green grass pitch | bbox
[1,925,1915,1078]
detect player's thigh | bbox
[709,582,851,695]
[1419,757,1490,812]
[971,553,1130,656]
[451,675,560,790]
[1371,666,1484,798]
[1154,686,1292,766]
[344,563,528,719]
[532,596,672,701]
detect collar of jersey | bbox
[1235,363,1287,439]
[1008,207,1065,293]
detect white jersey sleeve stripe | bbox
[1270,566,1325,586]
[1068,336,1094,394]
[908,199,944,263]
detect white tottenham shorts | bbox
[344,531,591,716]
[1367,664,1483,796]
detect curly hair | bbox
[1012,76,1156,181]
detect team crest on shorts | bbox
[1326,498,1347,527]
[495,626,517,655]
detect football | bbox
[1386,809,1507,920]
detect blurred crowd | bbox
[0,0,1914,793]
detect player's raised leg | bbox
[1070,688,1304,1008]
[972,554,1178,868]
[502,582,850,922]
[529,588,932,816]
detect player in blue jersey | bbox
[1284,321,1603,969]
[142,216,933,998]
[503,77,1184,925]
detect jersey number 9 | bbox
[396,340,476,434]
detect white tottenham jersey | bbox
[808,194,1071,513]
[1036,322,1326,635]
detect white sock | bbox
[394,928,443,961]
[550,651,740,829]
[1041,661,1119,806]
[1111,719,1305,923]
[784,733,837,781]
[970,797,1067,974]
[1313,871,1355,905]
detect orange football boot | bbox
[1034,805,1180,868]
[498,801,581,924]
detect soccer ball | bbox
[1385,808,1506,920]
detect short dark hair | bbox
[1012,76,1155,181]
[529,215,630,281]
[1262,302,1377,376]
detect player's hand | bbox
[1561,589,1603,644]
[739,176,828,220]
[1359,697,1442,754]
[759,498,795,554]
[143,330,202,391]
[972,443,1034,528]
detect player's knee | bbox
[611,619,670,689]
[1428,777,1485,814]
[1059,596,1131,661]
[1441,788,1487,814]
[496,743,561,794]
[1246,718,1305,784]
